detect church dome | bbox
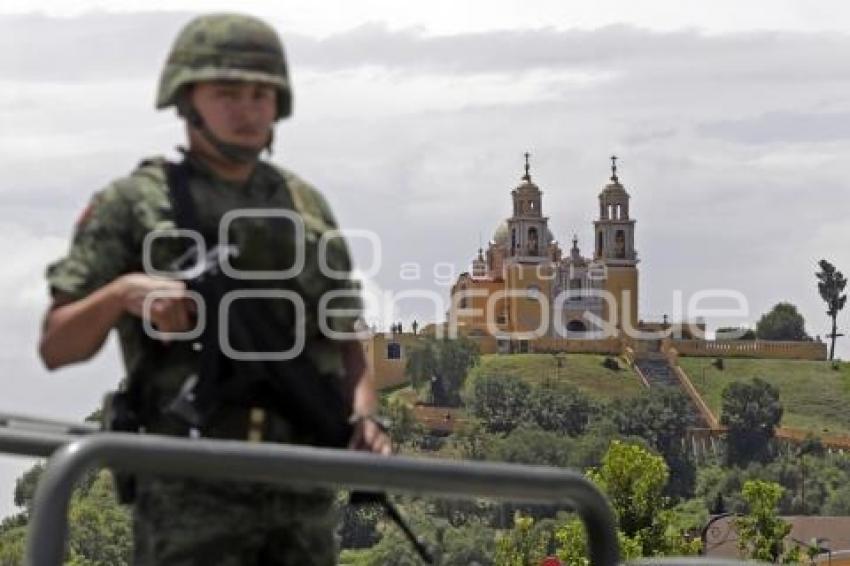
[493,220,510,245]
[515,178,540,193]
[600,179,629,197]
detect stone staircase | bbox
[634,356,708,427]
[635,358,680,388]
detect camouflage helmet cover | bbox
[156,13,292,119]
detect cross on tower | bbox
[610,154,619,182]
[523,152,531,180]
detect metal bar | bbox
[0,413,98,436]
[0,428,74,458]
[25,432,619,566]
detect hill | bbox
[679,358,850,435]
[467,353,645,401]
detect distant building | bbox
[704,515,850,565]
[446,154,638,352]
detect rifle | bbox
[0,412,98,436]
[127,237,435,563]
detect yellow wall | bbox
[450,277,508,337]
[363,333,423,390]
[530,337,622,354]
[504,262,555,336]
[602,266,639,331]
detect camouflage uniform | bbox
[46,13,361,566]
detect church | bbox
[445,154,639,352]
[361,153,826,388]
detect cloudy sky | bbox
[1,0,850,518]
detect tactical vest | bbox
[116,156,360,431]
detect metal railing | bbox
[1,429,620,566]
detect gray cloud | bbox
[0,12,187,81]
[5,12,850,87]
[700,111,850,144]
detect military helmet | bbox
[156,13,292,119]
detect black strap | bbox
[163,159,229,427]
[164,159,204,238]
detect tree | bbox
[381,397,425,450]
[467,375,597,437]
[734,480,791,563]
[526,385,596,437]
[489,425,576,468]
[581,442,700,559]
[0,524,25,566]
[65,472,132,566]
[554,518,642,566]
[756,302,809,341]
[1,464,131,566]
[13,462,44,512]
[448,418,496,461]
[440,521,496,566]
[466,374,531,434]
[824,483,850,515]
[587,441,669,545]
[816,259,847,361]
[612,389,697,498]
[494,513,548,566]
[720,378,783,466]
[612,389,694,458]
[406,336,480,406]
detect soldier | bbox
[38,13,390,565]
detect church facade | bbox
[446,155,639,351]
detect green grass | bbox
[468,353,644,401]
[679,358,850,435]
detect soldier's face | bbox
[191,81,277,148]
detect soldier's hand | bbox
[118,273,196,337]
[348,415,392,456]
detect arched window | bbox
[387,342,401,359]
[614,229,626,259]
[567,320,588,333]
[527,227,539,255]
[597,232,604,256]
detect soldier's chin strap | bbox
[177,97,273,164]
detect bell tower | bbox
[507,152,550,262]
[593,155,639,331]
[594,156,637,262]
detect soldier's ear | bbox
[176,87,203,129]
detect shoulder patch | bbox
[74,200,96,228]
